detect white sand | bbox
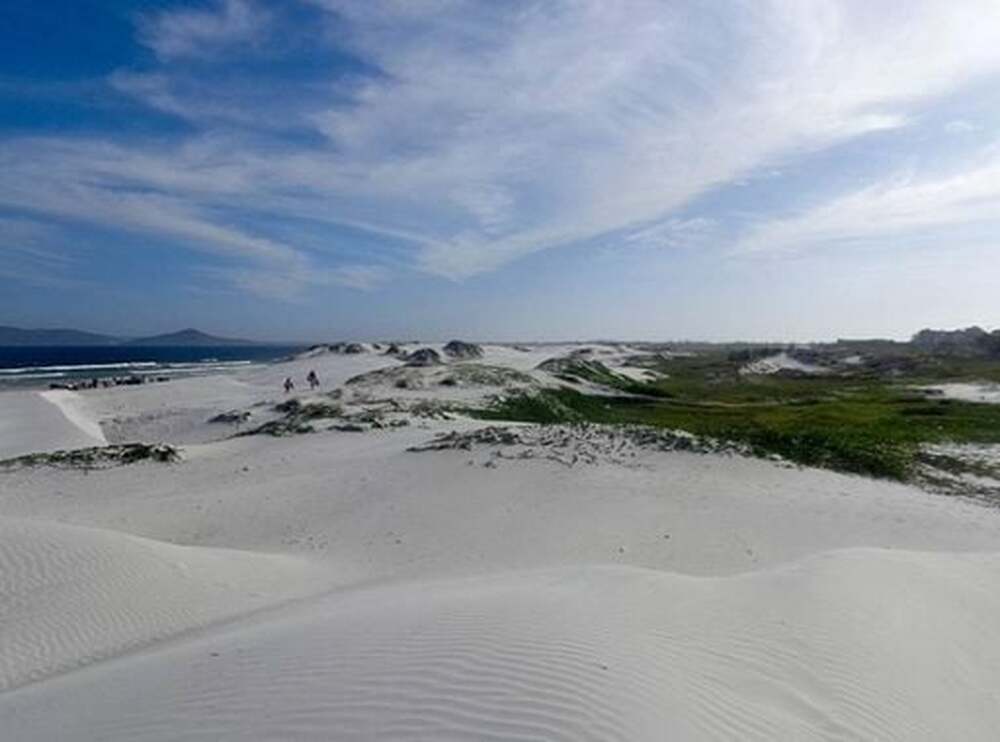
[0,390,106,459]
[741,352,829,376]
[608,364,660,382]
[0,517,325,691]
[39,390,107,444]
[4,344,1000,739]
[7,551,1000,741]
[924,382,1000,404]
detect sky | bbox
[1,0,1000,342]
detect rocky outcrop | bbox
[0,443,181,469]
[299,342,369,357]
[443,340,484,360]
[403,348,443,367]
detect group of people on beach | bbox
[284,370,320,394]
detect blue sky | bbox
[2,0,1000,342]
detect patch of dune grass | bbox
[0,443,181,470]
[478,373,1000,482]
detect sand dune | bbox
[4,344,1000,739]
[38,390,106,445]
[0,390,106,459]
[0,517,325,691]
[740,352,829,376]
[924,382,1000,405]
[6,550,1000,740]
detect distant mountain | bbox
[125,328,259,347]
[0,326,119,346]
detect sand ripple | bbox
[6,550,1000,740]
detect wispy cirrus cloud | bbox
[302,0,1000,276]
[735,144,1000,256]
[0,217,89,288]
[621,218,720,251]
[137,0,270,61]
[3,0,1000,303]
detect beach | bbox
[4,342,1000,739]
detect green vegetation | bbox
[0,443,181,469]
[536,357,673,397]
[477,351,1000,482]
[237,398,344,437]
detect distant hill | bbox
[0,326,119,346]
[911,326,1000,357]
[125,328,259,347]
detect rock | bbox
[208,410,251,424]
[238,420,314,437]
[443,340,484,360]
[403,348,443,367]
[331,423,365,433]
[0,442,181,469]
[301,342,369,357]
[274,398,302,414]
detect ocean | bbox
[0,346,306,389]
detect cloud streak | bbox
[3,0,1000,300]
[736,145,1000,255]
[304,0,1000,275]
[138,0,270,61]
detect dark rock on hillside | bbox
[443,340,484,360]
[329,342,367,354]
[0,443,180,469]
[404,348,443,367]
[208,410,252,424]
[306,342,369,355]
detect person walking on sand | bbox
[307,370,320,390]
[283,377,294,394]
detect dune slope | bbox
[0,517,325,691]
[4,549,1000,741]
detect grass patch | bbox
[476,360,1000,482]
[537,358,674,398]
[0,443,181,470]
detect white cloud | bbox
[325,264,389,291]
[138,0,269,61]
[622,218,719,251]
[5,0,1000,297]
[945,119,981,135]
[0,217,87,288]
[735,147,1000,255]
[303,0,1000,276]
